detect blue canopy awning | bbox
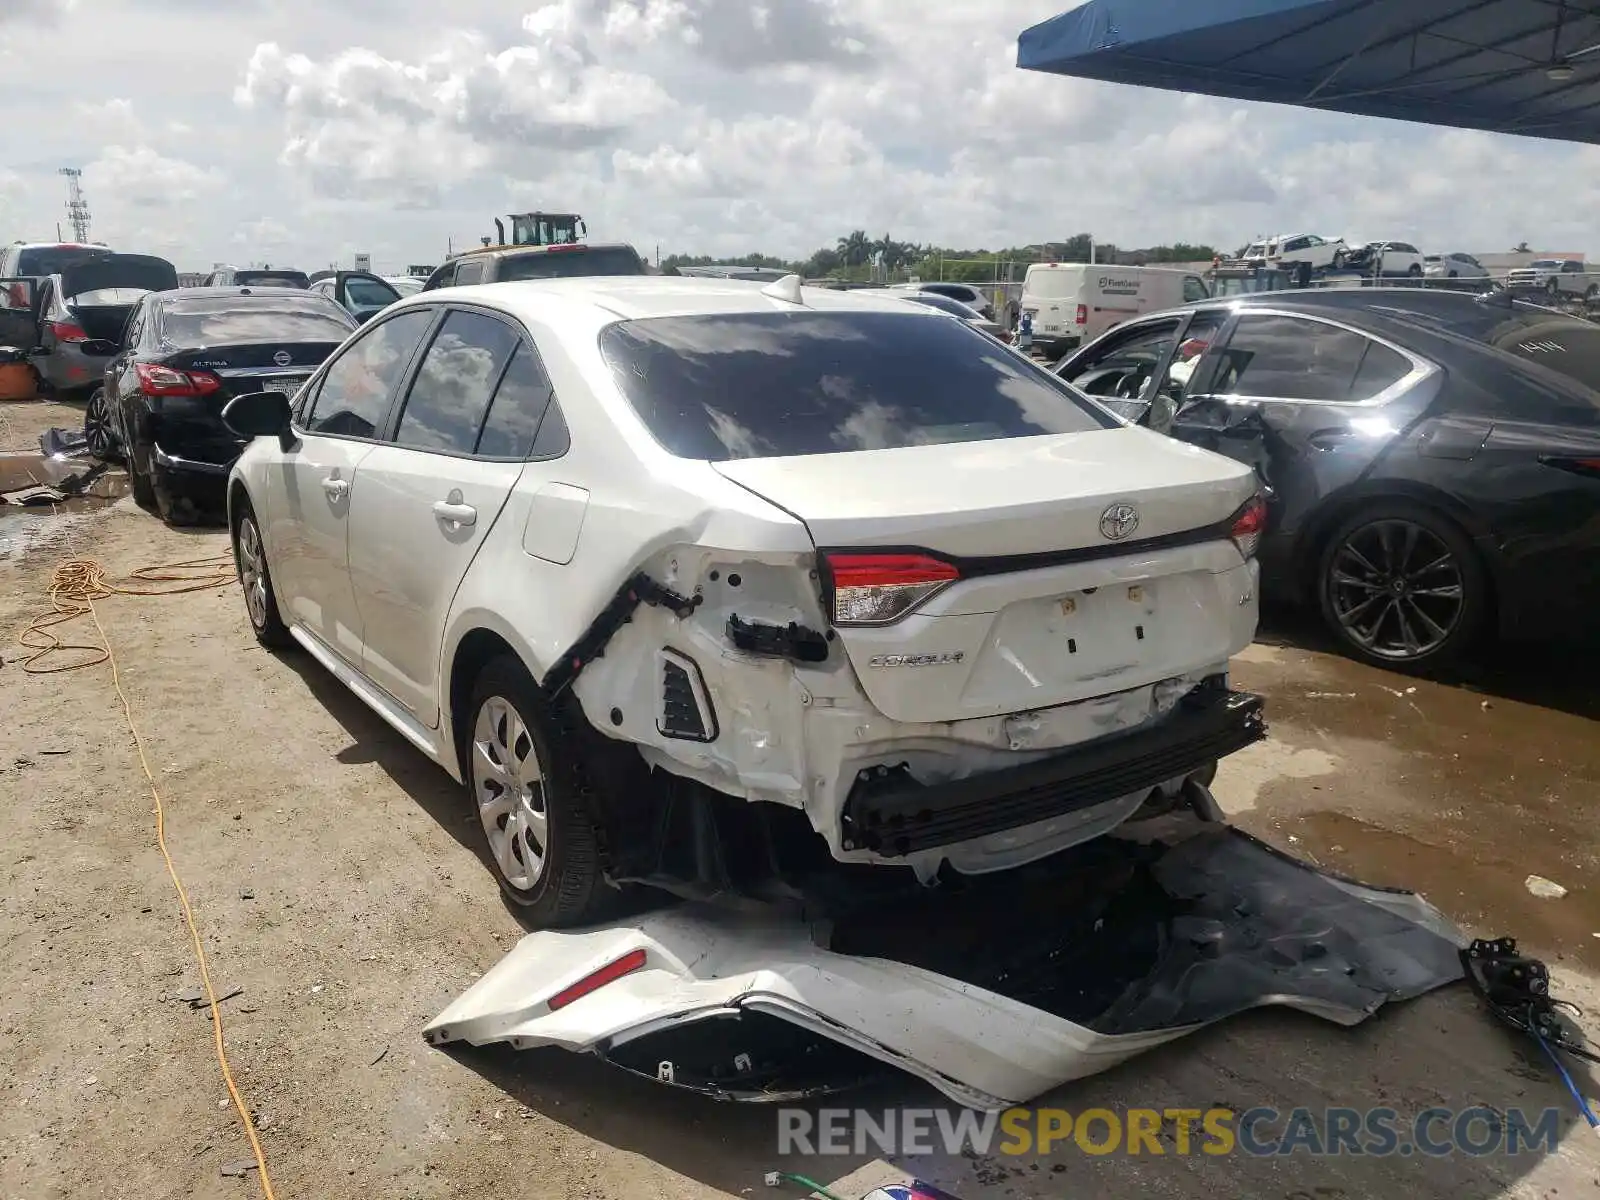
[1017,0,1600,145]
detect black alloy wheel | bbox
[1318,503,1487,670]
[83,388,119,460]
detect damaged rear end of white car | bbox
[418,281,1463,1107]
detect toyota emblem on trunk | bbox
[1099,502,1140,540]
[272,350,292,367]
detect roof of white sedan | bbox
[404,275,948,323]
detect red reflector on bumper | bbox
[547,948,647,1011]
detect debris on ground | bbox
[369,1046,388,1066]
[168,985,245,1009]
[1,484,68,506]
[1526,875,1569,899]
[219,1159,260,1178]
[39,427,91,460]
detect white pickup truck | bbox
[1506,258,1596,298]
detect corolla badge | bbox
[272,349,292,367]
[1099,501,1140,541]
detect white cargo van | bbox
[1023,264,1209,357]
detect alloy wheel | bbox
[1327,518,1465,661]
[471,696,551,891]
[84,389,114,458]
[237,516,269,630]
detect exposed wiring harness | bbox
[1463,937,1600,1133]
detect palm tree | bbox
[837,230,872,267]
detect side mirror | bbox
[222,389,294,449]
[79,339,119,357]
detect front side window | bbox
[600,310,1115,462]
[1058,319,1182,401]
[452,260,486,285]
[393,310,520,454]
[304,309,433,438]
[1207,314,1409,403]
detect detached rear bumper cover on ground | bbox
[424,827,1464,1110]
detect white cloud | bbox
[0,0,1594,270]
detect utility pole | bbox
[59,168,91,242]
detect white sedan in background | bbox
[221,275,1265,929]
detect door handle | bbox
[432,500,477,527]
[321,476,350,500]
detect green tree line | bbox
[661,231,1218,282]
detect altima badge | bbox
[1099,502,1140,541]
[869,652,965,668]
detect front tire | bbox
[466,656,606,927]
[1332,250,1346,270]
[1317,501,1488,671]
[232,503,292,649]
[1407,264,1422,278]
[83,388,120,461]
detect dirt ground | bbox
[3,394,1599,1199]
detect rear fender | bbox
[569,544,834,808]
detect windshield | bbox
[598,310,1114,462]
[386,276,424,295]
[69,287,153,307]
[159,298,356,345]
[498,247,645,281]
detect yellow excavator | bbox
[490,211,586,249]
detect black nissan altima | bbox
[1053,288,1600,670]
[85,287,357,524]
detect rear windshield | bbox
[1025,268,1079,298]
[1530,260,1562,269]
[17,246,106,276]
[159,299,356,346]
[236,272,309,288]
[598,310,1114,462]
[498,247,644,282]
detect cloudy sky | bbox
[0,0,1593,273]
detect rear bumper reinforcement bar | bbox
[842,687,1266,857]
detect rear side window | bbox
[476,344,555,458]
[393,310,520,454]
[305,309,433,439]
[599,310,1115,462]
[452,259,485,285]
[497,248,644,281]
[1209,314,1411,403]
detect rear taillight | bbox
[826,552,960,626]
[136,362,222,397]
[547,948,647,1011]
[1229,495,1268,559]
[49,320,87,342]
[1542,456,1600,479]
[1074,304,1088,326]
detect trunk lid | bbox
[60,253,178,300]
[423,828,1463,1111]
[715,430,1260,723]
[162,342,341,403]
[712,428,1254,557]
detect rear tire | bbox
[465,656,608,928]
[127,442,157,511]
[1316,500,1489,672]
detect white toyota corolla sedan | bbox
[222,275,1266,927]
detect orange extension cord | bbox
[18,555,280,1199]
